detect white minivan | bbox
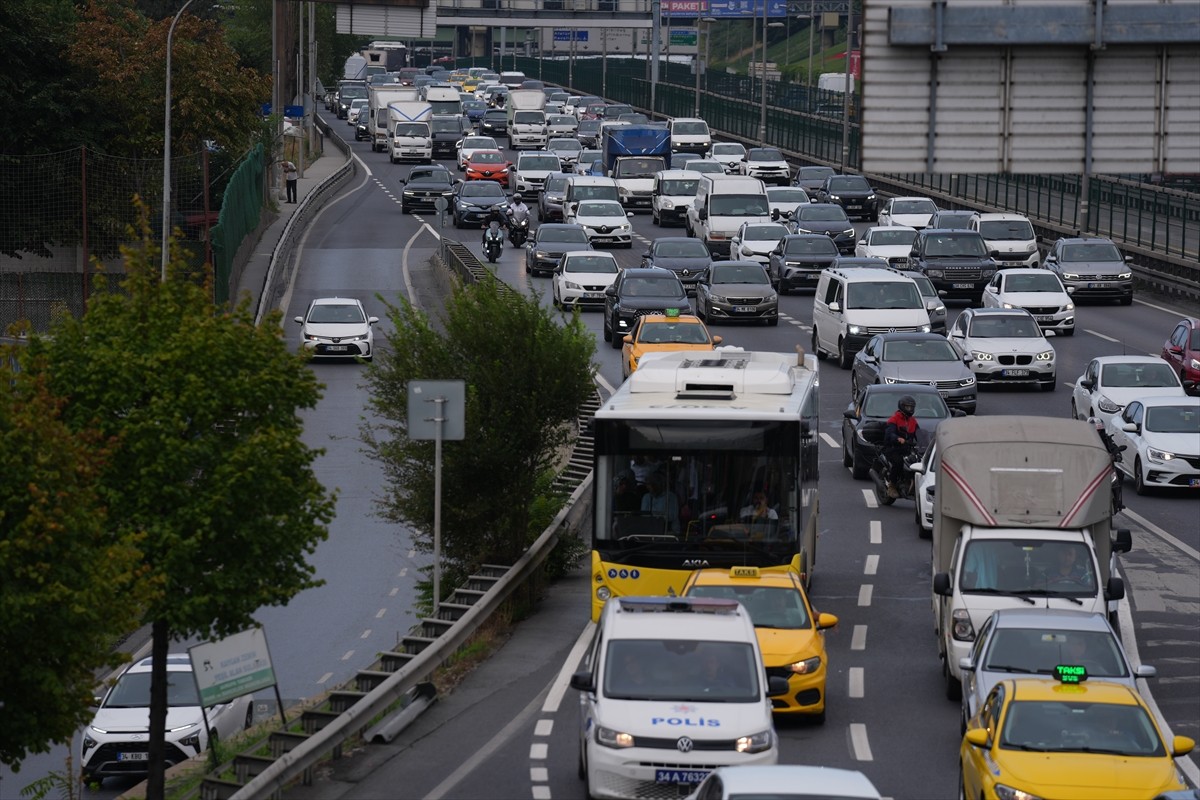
[811,266,933,368]
[571,596,786,800]
[668,117,713,155]
[969,212,1040,268]
[686,175,771,258]
[651,169,702,227]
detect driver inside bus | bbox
[641,472,680,533]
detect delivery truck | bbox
[601,125,671,209]
[369,87,420,151]
[930,416,1131,701]
[506,89,548,150]
[387,102,433,164]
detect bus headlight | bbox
[596,585,612,602]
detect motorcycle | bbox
[867,426,930,506]
[508,215,529,247]
[483,222,503,263]
[1090,419,1126,514]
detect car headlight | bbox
[828,194,841,201]
[535,250,549,259]
[842,228,855,237]
[1002,302,1015,309]
[403,190,417,196]
[1036,350,1054,361]
[1025,243,1038,254]
[973,351,994,361]
[1118,272,1132,279]
[1148,447,1176,463]
[1065,302,1074,311]
[735,729,774,754]
[797,227,814,234]
[934,305,947,315]
[1097,396,1122,413]
[925,269,944,278]
[848,325,863,335]
[596,726,635,749]
[564,280,582,290]
[1190,358,1200,371]
[1062,272,1080,280]
[884,377,898,384]
[983,269,997,278]
[710,294,729,304]
[595,585,611,601]
[994,785,1045,800]
[961,376,976,387]
[920,324,931,333]
[789,655,822,674]
[951,608,976,641]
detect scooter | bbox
[508,215,529,247]
[483,222,503,263]
[868,429,929,506]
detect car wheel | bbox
[454,214,463,229]
[1120,295,1133,306]
[244,704,254,730]
[610,320,623,349]
[602,316,612,342]
[851,448,869,481]
[916,500,928,538]
[811,327,826,360]
[537,207,544,222]
[1040,374,1056,392]
[1062,327,1075,336]
[652,209,660,225]
[944,655,962,701]
[578,736,586,780]
[1070,399,1079,419]
[850,372,859,397]
[1134,457,1149,495]
[842,432,853,468]
[837,338,852,369]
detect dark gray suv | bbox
[906,229,999,302]
[1043,237,1134,305]
[602,268,690,348]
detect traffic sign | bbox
[669,28,698,46]
[553,29,588,42]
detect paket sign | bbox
[189,627,277,707]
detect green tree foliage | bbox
[363,279,595,585]
[0,0,80,155]
[24,210,336,796]
[0,341,148,770]
[224,0,369,90]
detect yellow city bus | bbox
[589,348,820,621]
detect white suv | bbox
[948,307,1057,391]
[571,596,786,800]
[969,213,1040,268]
[511,151,562,194]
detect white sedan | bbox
[456,135,500,170]
[729,221,791,264]
[294,297,379,361]
[854,225,917,268]
[684,766,883,800]
[707,142,747,173]
[1107,396,1200,494]
[766,186,810,221]
[1071,355,1189,426]
[980,268,1075,336]
[571,199,634,247]
[552,251,621,310]
[877,196,939,229]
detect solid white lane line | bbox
[862,489,878,508]
[849,667,864,698]
[529,743,548,760]
[401,226,426,309]
[858,585,873,606]
[851,625,867,650]
[864,554,879,576]
[869,520,882,545]
[594,371,618,396]
[1085,328,1119,343]
[1121,508,1200,561]
[534,719,553,737]
[542,621,596,714]
[420,220,443,241]
[820,432,839,448]
[850,723,874,761]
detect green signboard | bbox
[669,29,698,47]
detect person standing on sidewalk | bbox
[282,160,298,203]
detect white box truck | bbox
[388,102,433,164]
[506,89,548,150]
[930,416,1131,700]
[369,87,420,151]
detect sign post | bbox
[407,381,466,615]
[189,627,283,744]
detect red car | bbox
[1162,317,1200,392]
[581,103,608,121]
[462,150,512,184]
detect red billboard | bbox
[663,0,709,13]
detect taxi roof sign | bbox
[1054,664,1089,684]
[730,566,761,579]
[665,308,681,317]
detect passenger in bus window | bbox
[613,475,642,514]
[641,472,680,533]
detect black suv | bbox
[399,165,454,213]
[769,234,840,294]
[430,116,470,160]
[906,229,998,302]
[812,174,880,221]
[479,109,508,140]
[603,268,690,348]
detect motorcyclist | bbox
[482,205,507,244]
[507,193,531,228]
[1088,416,1125,513]
[883,395,919,499]
[482,219,504,248]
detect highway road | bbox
[2,109,1195,800]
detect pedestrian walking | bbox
[282,160,298,203]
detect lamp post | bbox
[695,16,716,117]
[162,0,200,281]
[759,13,783,146]
[807,0,816,106]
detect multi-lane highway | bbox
[4,107,1195,800]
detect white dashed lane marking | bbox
[850,723,874,760]
[858,585,873,606]
[819,432,839,448]
[851,625,867,650]
[869,520,882,545]
[864,554,879,575]
[849,667,865,698]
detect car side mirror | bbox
[1045,255,1057,264]
[933,572,952,596]
[1080,379,1095,391]
[962,353,972,363]
[1113,527,1133,554]
[368,316,380,325]
[697,208,708,220]
[711,335,723,345]
[1066,285,1076,294]
[958,657,976,673]
[816,612,838,630]
[293,316,304,324]
[843,408,857,419]
[622,334,632,343]
[951,408,967,417]
[642,252,651,258]
[605,286,617,296]
[569,670,594,692]
[770,208,780,220]
[1124,255,1133,263]
[828,301,840,312]
[1121,421,1138,433]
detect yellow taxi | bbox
[681,566,838,721]
[461,77,480,93]
[961,669,1195,800]
[448,70,469,87]
[620,310,721,379]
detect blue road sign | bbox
[553,29,589,41]
[697,0,788,17]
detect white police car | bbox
[570,596,786,799]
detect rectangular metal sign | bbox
[407,380,466,441]
[554,29,589,42]
[669,28,699,46]
[188,628,277,707]
[696,0,788,18]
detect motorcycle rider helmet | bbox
[512,193,524,204]
[1087,416,1105,432]
[898,395,916,416]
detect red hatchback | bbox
[1162,317,1200,393]
[463,150,512,184]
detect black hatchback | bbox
[479,109,508,139]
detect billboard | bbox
[189,628,277,707]
[674,0,789,18]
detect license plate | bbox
[1088,282,1109,288]
[952,283,974,289]
[1035,315,1055,322]
[117,752,149,762]
[1002,368,1030,377]
[733,306,757,313]
[655,769,709,785]
[325,345,349,352]
[582,292,602,299]
[1190,478,1200,487]
[847,204,862,209]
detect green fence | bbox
[209,144,265,306]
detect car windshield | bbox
[105,671,202,709]
[660,179,700,196]
[743,224,789,241]
[710,195,769,215]
[483,111,506,121]
[565,255,619,274]
[979,219,1036,240]
[636,321,712,345]
[538,227,589,243]
[925,233,988,257]
[463,138,495,149]
[892,199,937,215]
[603,639,760,702]
[309,303,366,324]
[521,156,560,170]
[1004,273,1064,293]
[983,628,1127,678]
[607,105,633,116]
[768,189,809,203]
[998,701,1164,757]
[934,213,974,230]
[471,151,505,164]
[431,119,462,133]
[545,175,569,192]
[1100,362,1180,388]
[1145,405,1200,433]
[393,123,427,136]
[579,202,625,217]
[783,237,838,256]
[711,264,771,285]
[828,176,871,192]
[463,100,485,110]
[713,144,746,156]
[910,275,937,297]
[549,139,581,152]
[689,162,725,173]
[428,101,460,115]
[846,281,922,310]
[549,115,575,125]
[799,206,849,222]
[622,276,685,297]
[514,111,543,124]
[461,183,504,198]
[686,585,811,629]
[614,158,665,178]
[864,392,947,419]
[961,540,1096,595]
[869,229,918,247]
[968,315,1042,338]
[654,241,709,258]
[749,148,785,161]
[799,167,835,181]
[1060,242,1123,263]
[673,121,709,134]
[882,339,959,362]
[579,120,601,132]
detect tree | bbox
[0,338,149,770]
[25,209,336,798]
[224,0,369,91]
[363,279,595,590]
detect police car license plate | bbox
[1002,368,1030,377]
[325,345,349,352]
[733,306,757,313]
[655,768,709,785]
[118,752,149,762]
[952,283,974,289]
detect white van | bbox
[969,212,1040,268]
[563,175,620,223]
[570,596,785,800]
[811,266,933,368]
[668,117,713,155]
[423,86,463,118]
[651,169,702,227]
[686,175,770,257]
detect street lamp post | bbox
[695,16,716,118]
[807,0,816,104]
[760,18,783,146]
[162,0,199,281]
